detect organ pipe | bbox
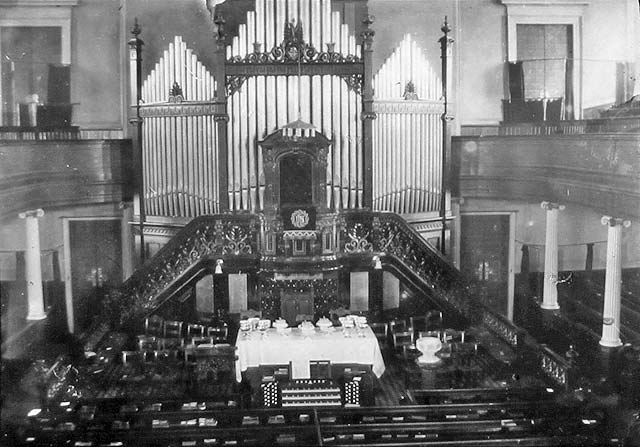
[140,36,219,218]
[225,0,363,212]
[372,33,444,215]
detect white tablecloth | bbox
[235,326,385,382]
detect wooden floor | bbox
[374,349,407,406]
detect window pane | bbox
[1,27,62,125]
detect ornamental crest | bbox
[291,209,310,229]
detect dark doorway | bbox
[280,153,312,206]
[69,219,122,331]
[460,214,509,316]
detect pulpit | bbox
[259,120,332,257]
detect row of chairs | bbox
[136,335,232,352]
[122,343,236,364]
[368,311,444,350]
[144,316,228,341]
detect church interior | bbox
[1,0,640,445]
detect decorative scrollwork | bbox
[344,223,373,253]
[223,225,252,255]
[111,216,258,327]
[227,21,361,66]
[341,74,363,94]
[226,76,247,96]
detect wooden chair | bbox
[191,336,215,347]
[187,323,207,339]
[207,324,228,343]
[310,360,332,379]
[158,337,185,351]
[144,315,164,337]
[392,330,414,351]
[409,315,428,335]
[164,320,183,338]
[389,319,409,334]
[121,350,142,364]
[260,363,291,382]
[136,335,157,351]
[425,310,443,331]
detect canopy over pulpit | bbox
[259,119,332,216]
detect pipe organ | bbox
[225,0,364,211]
[140,36,220,217]
[136,2,445,221]
[372,34,444,215]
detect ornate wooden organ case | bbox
[136,0,375,221]
[135,0,447,247]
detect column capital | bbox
[540,201,565,211]
[18,209,45,219]
[601,216,631,228]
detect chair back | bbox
[310,360,332,379]
[389,319,408,333]
[392,330,414,350]
[207,325,229,342]
[191,336,215,347]
[144,315,164,337]
[409,315,428,334]
[121,350,142,364]
[137,335,157,351]
[164,320,183,338]
[187,323,207,338]
[260,363,291,382]
[425,310,443,331]
[158,337,185,351]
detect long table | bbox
[235,326,385,382]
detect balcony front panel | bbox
[454,133,640,218]
[0,139,133,218]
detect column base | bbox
[26,312,47,321]
[540,303,560,310]
[599,338,622,348]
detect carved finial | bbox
[403,81,419,100]
[441,16,451,35]
[361,15,375,46]
[168,82,184,103]
[214,13,226,41]
[131,17,141,37]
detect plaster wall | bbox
[72,0,122,129]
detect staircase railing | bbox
[103,214,260,327]
[338,211,478,322]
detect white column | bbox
[540,201,564,310]
[599,216,631,348]
[18,208,47,320]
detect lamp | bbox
[215,259,224,274]
[372,256,382,270]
